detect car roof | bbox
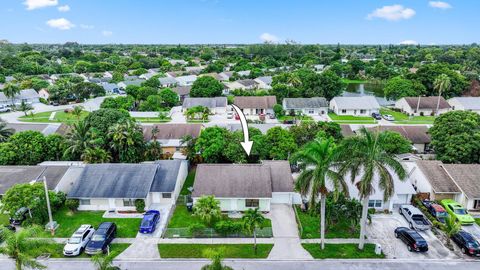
[98,222,114,229]
[431,204,446,212]
[459,230,477,241]
[402,205,423,215]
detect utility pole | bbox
[43,176,55,236]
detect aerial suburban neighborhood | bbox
[0,1,479,270]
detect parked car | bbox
[440,199,475,225]
[283,119,295,124]
[371,112,382,120]
[422,200,448,224]
[227,111,233,119]
[9,207,30,226]
[0,105,11,113]
[63,224,95,256]
[395,227,429,252]
[382,114,395,121]
[452,230,480,256]
[139,210,160,234]
[399,205,431,231]
[85,222,116,255]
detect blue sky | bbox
[0,0,477,44]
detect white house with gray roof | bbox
[159,77,178,88]
[175,75,197,86]
[329,96,380,116]
[182,97,227,114]
[448,97,480,114]
[282,97,328,116]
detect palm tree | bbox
[242,208,266,254]
[338,127,407,249]
[108,119,144,163]
[201,248,233,270]
[64,121,93,160]
[433,74,451,116]
[0,118,14,142]
[19,101,33,116]
[201,107,210,122]
[81,147,111,163]
[193,195,222,226]
[151,125,159,141]
[0,226,48,270]
[3,83,20,107]
[291,137,347,249]
[444,216,461,249]
[286,73,302,87]
[71,105,84,120]
[91,253,120,270]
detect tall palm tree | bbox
[64,121,93,160]
[291,137,347,249]
[91,253,120,270]
[151,125,159,141]
[338,127,407,249]
[81,147,111,163]
[108,119,144,163]
[0,226,48,270]
[242,208,266,254]
[0,118,14,142]
[286,73,302,87]
[3,83,20,107]
[71,105,84,120]
[433,74,451,116]
[19,101,33,116]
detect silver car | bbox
[399,205,431,231]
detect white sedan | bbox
[63,224,95,256]
[383,114,395,121]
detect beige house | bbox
[395,96,451,116]
[233,96,277,116]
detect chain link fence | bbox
[164,227,273,238]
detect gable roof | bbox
[192,161,293,198]
[366,125,431,144]
[233,96,277,109]
[182,97,227,109]
[448,97,480,111]
[159,77,178,85]
[255,76,273,85]
[172,86,191,96]
[0,166,69,194]
[442,164,480,199]
[340,124,354,137]
[283,97,328,109]
[331,96,380,110]
[151,160,182,192]
[17,89,39,99]
[142,124,203,141]
[415,161,460,193]
[237,79,258,87]
[402,96,450,110]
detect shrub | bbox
[188,223,206,237]
[39,98,48,104]
[273,104,284,117]
[65,199,79,212]
[50,191,66,210]
[135,199,145,213]
[214,220,243,236]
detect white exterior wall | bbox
[194,197,271,212]
[271,192,302,204]
[395,98,451,116]
[329,99,378,116]
[448,99,480,114]
[241,108,271,116]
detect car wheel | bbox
[394,232,399,238]
[461,247,466,254]
[399,208,403,215]
[407,245,412,252]
[409,223,414,229]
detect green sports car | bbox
[440,199,475,225]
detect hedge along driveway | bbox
[158,244,273,258]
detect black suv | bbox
[85,222,117,255]
[371,112,382,120]
[394,227,429,252]
[9,207,30,225]
[452,230,480,256]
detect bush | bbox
[273,104,284,117]
[214,220,243,236]
[39,98,48,104]
[65,199,79,212]
[188,223,206,236]
[50,191,66,210]
[135,199,145,213]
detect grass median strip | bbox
[302,243,384,259]
[28,243,130,258]
[158,244,273,258]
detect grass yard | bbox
[134,117,172,123]
[380,108,436,124]
[277,115,314,122]
[476,219,480,226]
[27,243,130,259]
[180,168,196,195]
[328,113,376,124]
[302,243,384,259]
[42,207,141,238]
[19,110,89,123]
[158,244,273,258]
[295,206,359,239]
[0,213,9,225]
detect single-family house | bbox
[117,79,144,89]
[168,59,188,66]
[159,77,178,88]
[0,92,9,106]
[68,160,188,211]
[395,96,451,116]
[185,66,206,75]
[313,64,325,73]
[218,71,234,81]
[172,86,191,102]
[182,97,228,114]
[192,161,300,212]
[254,76,273,89]
[15,89,40,104]
[103,71,113,79]
[447,97,480,114]
[200,73,223,81]
[142,124,203,155]
[38,89,50,100]
[233,96,277,116]
[175,75,197,86]
[329,96,380,116]
[282,97,328,116]
[365,125,432,153]
[139,72,158,80]
[99,82,121,94]
[237,70,251,77]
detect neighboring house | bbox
[15,89,40,104]
[38,89,50,100]
[237,70,251,77]
[313,64,325,73]
[103,71,113,79]
[182,97,228,114]
[87,77,110,84]
[200,73,223,81]
[172,86,191,102]
[139,72,158,80]
[6,123,61,136]
[159,77,178,88]
[395,96,451,116]
[0,92,9,105]
[447,97,480,114]
[329,96,380,116]
[68,161,188,211]
[192,161,300,212]
[254,76,273,89]
[282,97,328,116]
[168,59,188,66]
[175,75,197,86]
[218,71,234,81]
[142,124,203,154]
[99,82,121,94]
[117,79,144,89]
[237,79,258,90]
[233,96,277,116]
[365,125,432,153]
[185,66,206,75]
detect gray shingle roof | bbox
[449,97,480,111]
[159,77,178,85]
[442,164,480,199]
[233,96,277,109]
[182,97,227,109]
[403,96,450,110]
[331,96,380,110]
[172,86,191,96]
[283,97,328,109]
[142,124,203,141]
[151,160,182,192]
[0,166,69,194]
[416,161,460,193]
[366,125,431,144]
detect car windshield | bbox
[68,237,81,244]
[141,219,152,227]
[454,208,467,215]
[91,235,105,241]
[436,211,448,217]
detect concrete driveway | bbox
[366,213,458,259]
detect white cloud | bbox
[46,18,75,30]
[399,40,418,45]
[57,5,70,12]
[24,0,58,10]
[260,33,279,43]
[80,24,95,29]
[102,30,113,37]
[367,5,415,21]
[429,1,452,9]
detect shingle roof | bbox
[0,166,69,194]
[142,124,203,141]
[416,161,460,193]
[0,92,8,102]
[182,97,227,109]
[448,97,480,111]
[159,77,178,85]
[442,164,480,199]
[172,86,191,96]
[151,160,182,192]
[5,123,49,134]
[255,76,273,85]
[17,89,39,99]
[237,79,258,87]
[192,161,293,198]
[233,96,277,109]
[366,125,431,144]
[331,96,380,110]
[283,98,328,109]
[402,96,450,110]
[68,164,158,199]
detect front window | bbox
[360,109,366,114]
[162,193,172,198]
[123,199,134,207]
[454,208,467,215]
[79,199,90,205]
[91,235,105,241]
[246,199,259,208]
[68,237,81,244]
[368,200,382,208]
[341,109,347,114]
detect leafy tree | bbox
[132,68,148,76]
[383,76,425,100]
[141,76,160,88]
[0,119,14,142]
[201,249,233,270]
[44,134,67,161]
[144,141,163,161]
[269,83,300,102]
[195,127,229,163]
[71,105,84,120]
[429,111,480,164]
[7,131,47,165]
[289,122,343,146]
[378,131,412,154]
[193,195,222,226]
[138,95,162,111]
[190,76,224,97]
[137,86,158,101]
[72,82,105,100]
[265,127,297,160]
[0,142,16,165]
[111,71,124,83]
[81,147,112,163]
[159,88,179,107]
[338,128,406,249]
[84,108,130,137]
[108,119,145,163]
[125,85,141,100]
[101,96,135,111]
[410,64,468,98]
[272,104,284,116]
[242,208,266,253]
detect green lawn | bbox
[476,219,480,226]
[180,168,196,195]
[134,117,172,123]
[19,110,89,123]
[0,213,9,225]
[277,115,314,122]
[341,79,368,84]
[43,207,141,238]
[28,243,130,259]
[295,206,359,239]
[187,120,210,123]
[380,108,436,124]
[302,243,384,259]
[158,244,273,258]
[328,113,376,124]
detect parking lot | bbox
[366,213,459,259]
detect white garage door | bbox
[393,194,409,205]
[271,193,292,204]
